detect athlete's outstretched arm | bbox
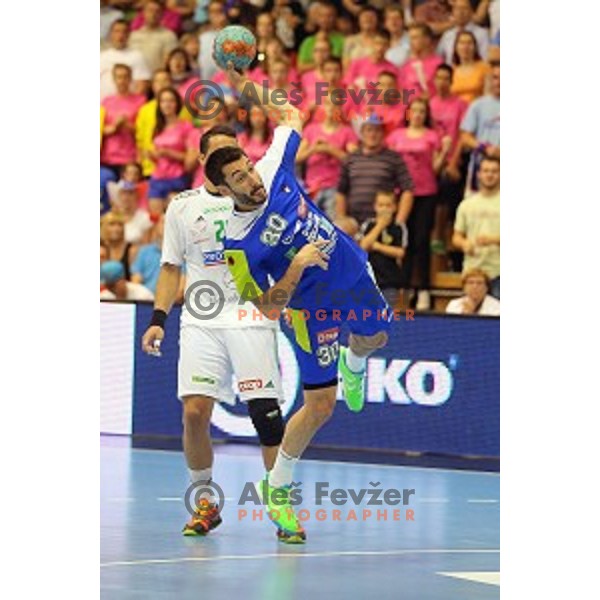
[224,62,304,132]
[237,241,329,317]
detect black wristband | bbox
[150,309,167,328]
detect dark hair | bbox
[112,63,132,77]
[479,155,500,167]
[452,30,481,65]
[378,70,398,82]
[359,6,380,21]
[436,63,454,78]
[110,19,129,32]
[323,56,342,69]
[406,98,432,129]
[373,28,391,42]
[384,4,404,17]
[408,23,434,40]
[154,87,183,138]
[199,124,237,155]
[166,48,191,74]
[121,162,143,177]
[205,147,247,187]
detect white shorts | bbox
[178,326,283,403]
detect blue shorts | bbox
[285,265,392,387]
[148,175,189,200]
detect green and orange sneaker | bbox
[256,478,306,544]
[182,499,222,536]
[338,346,366,412]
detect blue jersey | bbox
[224,126,368,312]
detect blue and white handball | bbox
[213,25,257,71]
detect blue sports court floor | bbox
[101,436,499,599]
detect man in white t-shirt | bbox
[100,19,151,99]
[452,156,500,298]
[141,125,286,539]
[129,0,178,74]
[446,268,500,316]
[100,261,154,301]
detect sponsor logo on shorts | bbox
[316,327,339,345]
[192,375,216,385]
[202,250,225,266]
[238,378,264,392]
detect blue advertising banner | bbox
[132,304,499,458]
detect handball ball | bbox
[213,25,257,71]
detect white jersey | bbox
[161,185,278,330]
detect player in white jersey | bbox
[141,126,286,537]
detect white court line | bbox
[101,548,499,568]
[125,448,500,477]
[438,571,500,586]
[418,498,450,503]
[156,497,237,502]
[467,499,499,504]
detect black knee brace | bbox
[247,398,285,447]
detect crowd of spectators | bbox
[100,0,500,314]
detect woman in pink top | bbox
[386,98,452,309]
[297,97,358,219]
[147,87,193,215]
[166,48,199,103]
[238,104,272,164]
[450,31,490,104]
[101,64,146,177]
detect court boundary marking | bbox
[101,548,500,568]
[122,447,500,477]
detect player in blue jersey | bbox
[204,63,392,542]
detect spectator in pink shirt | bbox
[297,95,358,218]
[101,64,146,177]
[400,24,443,100]
[265,59,304,110]
[237,104,273,164]
[386,98,452,310]
[430,64,468,158]
[300,37,331,108]
[345,29,398,92]
[166,48,199,102]
[362,70,407,137]
[146,87,193,215]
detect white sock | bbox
[346,348,366,373]
[268,449,298,489]
[189,467,214,502]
